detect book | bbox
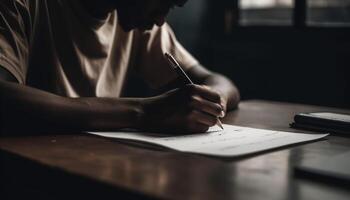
[291,112,350,134]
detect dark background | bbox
[127,0,350,109]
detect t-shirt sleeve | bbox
[134,23,199,89]
[0,0,31,84]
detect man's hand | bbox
[139,84,225,133]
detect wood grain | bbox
[1,100,350,200]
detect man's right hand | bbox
[139,84,225,133]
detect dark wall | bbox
[167,0,350,108]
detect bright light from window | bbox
[240,0,293,9]
[239,0,293,25]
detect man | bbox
[0,0,240,133]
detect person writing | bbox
[0,0,240,134]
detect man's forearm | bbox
[0,80,143,133]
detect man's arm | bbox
[0,67,143,133]
[0,66,224,134]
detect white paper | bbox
[89,124,329,157]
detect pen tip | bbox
[217,120,224,130]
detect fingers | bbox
[189,95,225,118]
[185,84,222,104]
[152,84,227,133]
[184,84,225,118]
[185,110,217,132]
[189,110,218,126]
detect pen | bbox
[164,52,224,130]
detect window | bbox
[240,0,293,25]
[236,0,350,27]
[307,0,350,26]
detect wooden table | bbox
[1,100,350,200]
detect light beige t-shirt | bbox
[0,0,198,97]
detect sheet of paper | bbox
[88,124,328,157]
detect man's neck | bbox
[79,0,117,19]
